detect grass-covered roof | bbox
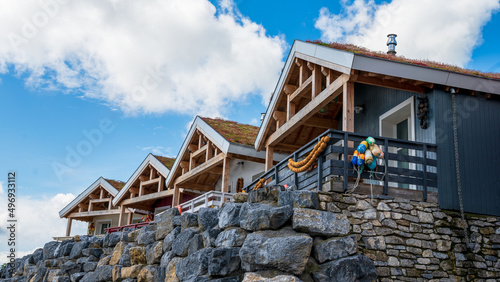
[201,117,259,147]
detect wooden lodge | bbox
[112,154,175,226]
[165,117,284,207]
[59,177,134,236]
[252,40,500,216]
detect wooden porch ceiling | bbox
[261,56,436,154]
[121,190,174,211]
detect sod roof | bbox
[153,155,175,170]
[309,40,500,80]
[201,117,259,147]
[104,179,125,191]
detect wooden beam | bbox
[118,205,125,226]
[189,154,197,171]
[295,57,302,67]
[198,134,203,149]
[121,189,174,206]
[99,188,104,199]
[90,198,111,204]
[273,111,286,129]
[307,61,314,71]
[127,211,133,225]
[108,198,112,210]
[149,165,154,180]
[88,202,92,212]
[355,74,426,93]
[290,76,312,103]
[284,84,298,95]
[139,175,149,182]
[174,153,225,186]
[302,117,338,129]
[221,157,230,193]
[312,64,322,99]
[192,144,208,160]
[206,140,213,162]
[173,184,180,206]
[68,209,123,218]
[88,194,99,199]
[141,177,160,186]
[188,144,198,152]
[343,82,355,132]
[158,175,164,192]
[266,74,350,147]
[265,146,274,171]
[129,187,139,194]
[66,217,72,237]
[274,143,302,152]
[287,95,296,121]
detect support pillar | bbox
[173,184,180,207]
[66,217,72,237]
[118,205,125,226]
[342,82,355,132]
[127,211,133,225]
[221,157,230,193]
[265,146,274,184]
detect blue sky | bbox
[0,0,499,257]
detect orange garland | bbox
[287,136,330,173]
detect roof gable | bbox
[255,40,500,150]
[200,117,259,147]
[59,177,120,218]
[112,154,171,206]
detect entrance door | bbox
[379,97,415,189]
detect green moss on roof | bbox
[153,155,176,169]
[308,40,500,80]
[201,117,259,147]
[104,178,125,191]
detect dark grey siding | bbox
[434,89,500,216]
[353,83,436,144]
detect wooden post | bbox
[287,95,295,121]
[206,140,213,161]
[158,175,164,192]
[265,146,274,183]
[173,184,180,206]
[312,64,322,99]
[221,157,230,193]
[88,201,92,212]
[127,211,133,225]
[342,82,355,132]
[118,205,125,226]
[66,217,72,237]
[99,188,104,199]
[149,165,154,180]
[108,198,112,210]
[139,182,143,196]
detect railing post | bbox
[317,135,324,191]
[274,166,279,185]
[384,139,389,195]
[191,200,194,212]
[205,193,209,207]
[294,152,299,189]
[343,132,349,192]
[422,144,428,202]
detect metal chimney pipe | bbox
[387,34,397,55]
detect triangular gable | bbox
[165,116,229,189]
[255,40,353,152]
[59,177,120,218]
[112,154,172,206]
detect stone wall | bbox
[1,186,499,282]
[315,191,500,281]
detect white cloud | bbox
[139,146,175,157]
[0,182,86,263]
[315,0,500,67]
[0,0,286,117]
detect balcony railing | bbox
[179,191,234,213]
[243,129,437,202]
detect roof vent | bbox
[387,34,397,55]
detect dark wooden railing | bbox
[243,129,437,202]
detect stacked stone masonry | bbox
[1,186,499,282]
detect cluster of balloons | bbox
[352,137,384,172]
